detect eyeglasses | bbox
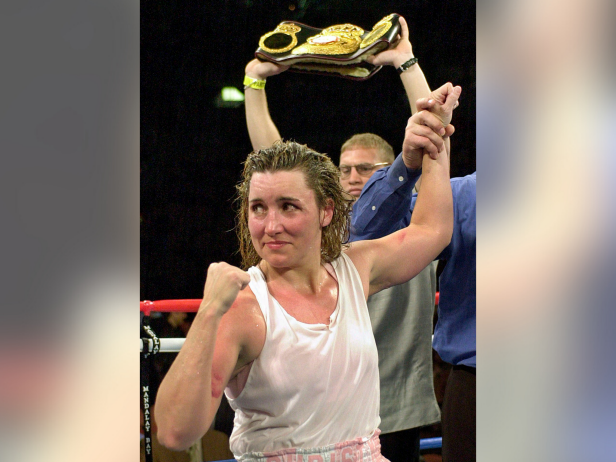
[338,162,390,179]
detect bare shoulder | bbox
[225,285,262,324]
[221,285,265,366]
[344,241,375,276]
[342,242,375,298]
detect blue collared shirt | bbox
[351,154,476,367]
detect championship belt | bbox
[255,14,401,81]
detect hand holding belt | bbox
[255,14,401,81]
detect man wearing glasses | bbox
[337,133,393,199]
[242,17,441,462]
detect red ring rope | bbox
[141,293,439,316]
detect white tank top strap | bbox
[247,265,271,322]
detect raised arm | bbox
[244,59,289,150]
[154,262,263,450]
[368,15,452,161]
[351,84,458,241]
[368,16,430,115]
[347,83,461,296]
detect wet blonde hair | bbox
[236,140,354,269]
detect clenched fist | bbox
[402,83,462,169]
[199,262,251,317]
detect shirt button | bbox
[398,176,404,182]
[371,206,376,211]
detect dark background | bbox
[141,0,475,301]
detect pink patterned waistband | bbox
[236,430,388,462]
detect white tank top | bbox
[225,253,380,457]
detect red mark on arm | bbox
[211,372,224,399]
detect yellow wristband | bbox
[243,75,266,90]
